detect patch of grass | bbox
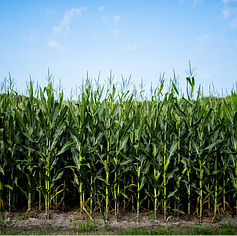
[0,229,51,235]
[1,222,237,235]
[118,224,237,235]
[42,223,52,227]
[73,217,97,234]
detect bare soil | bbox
[1,205,237,234]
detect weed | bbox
[73,217,94,234]
[195,221,202,225]
[0,211,5,228]
[42,223,52,227]
[219,222,235,229]
[14,213,20,220]
[148,210,155,219]
[92,220,97,232]
[100,207,108,231]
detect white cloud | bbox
[114,15,120,23]
[229,17,237,29]
[222,5,237,18]
[45,7,55,15]
[29,35,36,43]
[101,15,109,21]
[113,29,119,35]
[49,40,65,54]
[192,0,202,7]
[54,7,87,34]
[127,44,138,50]
[49,40,59,47]
[222,0,237,3]
[23,29,37,43]
[195,33,210,51]
[222,5,231,18]
[98,6,104,12]
[99,6,110,22]
[196,33,210,42]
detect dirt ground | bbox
[1,205,237,234]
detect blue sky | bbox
[0,0,237,99]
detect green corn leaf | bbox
[167,140,178,162]
[212,170,221,175]
[164,161,170,173]
[137,166,141,178]
[234,112,237,148]
[96,176,110,186]
[139,176,146,192]
[120,192,129,199]
[192,140,200,155]
[51,122,66,150]
[182,167,188,175]
[98,99,106,117]
[143,161,150,175]
[119,117,134,140]
[203,139,224,151]
[166,168,178,184]
[167,189,178,199]
[56,140,73,156]
[67,100,78,127]
[155,172,161,182]
[120,158,134,166]
[174,102,187,119]
[138,115,146,141]
[0,166,4,175]
[72,153,81,171]
[74,175,80,186]
[51,171,64,183]
[15,109,26,131]
[119,134,129,152]
[4,184,13,191]
[223,99,233,121]
[15,184,27,198]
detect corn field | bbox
[1,71,237,224]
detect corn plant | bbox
[1,67,237,225]
[37,82,68,219]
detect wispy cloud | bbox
[23,29,37,43]
[53,7,87,34]
[192,0,202,7]
[49,7,86,53]
[98,6,104,12]
[113,29,119,35]
[48,40,64,54]
[196,33,210,42]
[222,0,237,3]
[101,15,109,21]
[195,33,210,51]
[49,40,59,47]
[127,44,138,50]
[114,15,120,23]
[228,17,237,29]
[45,7,55,15]
[222,5,231,18]
[222,4,237,18]
[99,7,109,22]
[200,74,212,79]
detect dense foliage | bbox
[1,73,237,223]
